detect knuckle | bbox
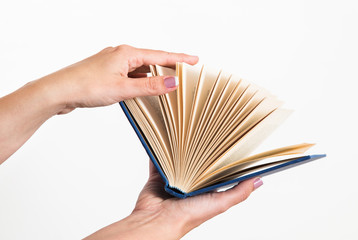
[115,45,141,71]
[116,44,132,52]
[116,79,134,99]
[145,77,160,94]
[239,189,251,202]
[128,56,142,71]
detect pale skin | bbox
[0,45,262,240]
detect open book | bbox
[120,63,325,198]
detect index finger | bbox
[133,47,199,69]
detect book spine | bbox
[119,101,187,198]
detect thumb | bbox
[123,75,178,99]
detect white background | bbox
[0,0,357,239]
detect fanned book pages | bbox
[120,63,326,198]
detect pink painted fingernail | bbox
[164,76,178,88]
[254,178,263,190]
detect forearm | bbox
[84,210,188,240]
[0,74,65,163]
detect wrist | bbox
[85,210,189,240]
[123,210,188,240]
[30,77,66,116]
[34,67,81,115]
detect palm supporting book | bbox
[120,63,325,198]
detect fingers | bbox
[132,46,199,69]
[212,177,262,214]
[177,178,262,231]
[121,75,178,99]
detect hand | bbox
[0,45,198,162]
[84,161,263,240]
[42,44,198,114]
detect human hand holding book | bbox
[0,44,324,240]
[85,161,262,240]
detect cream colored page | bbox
[221,84,278,130]
[184,66,221,157]
[188,72,231,172]
[127,103,166,163]
[186,93,282,186]
[193,143,313,188]
[155,66,178,160]
[204,108,292,174]
[173,63,202,183]
[208,96,283,161]
[211,78,250,125]
[155,65,176,76]
[182,76,252,190]
[134,96,173,160]
[188,71,232,152]
[227,153,307,171]
[190,158,293,192]
[200,72,233,120]
[182,75,247,186]
[191,161,287,191]
[198,80,253,154]
[181,63,201,148]
[188,66,220,130]
[190,82,266,168]
[155,65,178,136]
[154,66,177,111]
[226,143,314,170]
[191,75,245,156]
[124,99,174,182]
[182,73,239,187]
[157,97,176,158]
[175,63,185,184]
[175,63,183,151]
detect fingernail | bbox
[254,177,263,190]
[164,76,178,88]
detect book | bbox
[120,63,326,198]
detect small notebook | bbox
[120,63,326,198]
